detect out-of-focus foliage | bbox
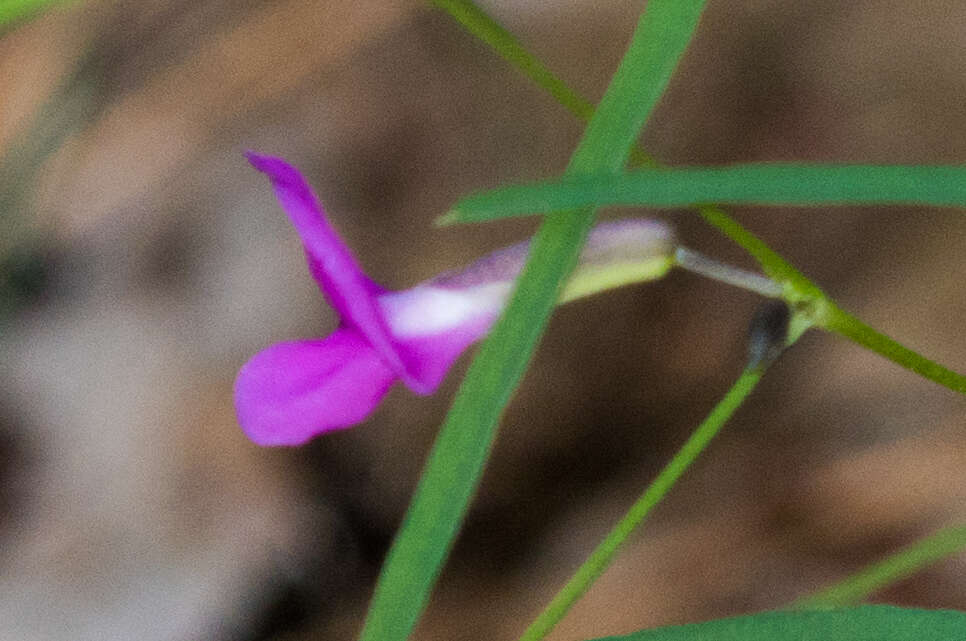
[0,0,68,29]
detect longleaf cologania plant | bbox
[232,1,966,641]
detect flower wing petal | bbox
[234,330,397,446]
[391,319,494,392]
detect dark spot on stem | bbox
[747,299,790,371]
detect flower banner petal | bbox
[245,152,412,383]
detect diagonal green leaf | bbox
[588,606,966,641]
[358,3,709,641]
[443,164,966,224]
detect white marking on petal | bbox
[379,283,511,338]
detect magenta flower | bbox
[235,153,675,446]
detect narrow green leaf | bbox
[444,164,966,224]
[358,3,709,641]
[588,606,966,641]
[793,522,966,609]
[565,5,708,173]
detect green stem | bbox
[430,0,657,168]
[791,522,966,609]
[673,247,782,298]
[430,0,593,121]
[694,205,826,304]
[703,207,966,393]
[519,367,763,641]
[821,304,966,394]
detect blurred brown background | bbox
[1,1,965,639]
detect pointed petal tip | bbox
[245,151,300,183]
[243,149,270,167]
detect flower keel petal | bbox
[234,330,397,446]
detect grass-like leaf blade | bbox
[357,2,709,641]
[444,164,966,224]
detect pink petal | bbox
[245,152,411,383]
[392,316,496,392]
[234,330,398,446]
